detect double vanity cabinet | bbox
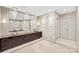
[0,32,42,52]
[0,7,42,52]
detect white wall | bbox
[45,12,56,41]
[38,12,57,42]
[76,7,79,52]
[0,7,10,36]
[0,7,1,36]
[40,14,48,39]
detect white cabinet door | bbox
[24,14,30,20]
[9,11,13,19]
[9,10,17,20]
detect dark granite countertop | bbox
[0,31,41,39]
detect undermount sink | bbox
[11,32,18,36]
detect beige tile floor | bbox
[10,39,76,53]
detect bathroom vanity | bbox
[0,7,42,52]
[0,32,42,52]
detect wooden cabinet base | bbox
[0,32,42,52]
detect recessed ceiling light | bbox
[63,9,67,11]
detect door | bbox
[61,18,68,39]
[55,18,61,39]
[67,18,75,40]
[60,14,75,40]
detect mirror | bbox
[8,8,38,34]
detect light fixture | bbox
[37,22,40,25]
[63,9,67,11]
[2,18,6,23]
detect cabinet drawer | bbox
[1,38,10,42]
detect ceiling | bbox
[6,6,76,16]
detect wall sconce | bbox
[63,9,67,11]
[2,18,6,23]
[37,22,40,25]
